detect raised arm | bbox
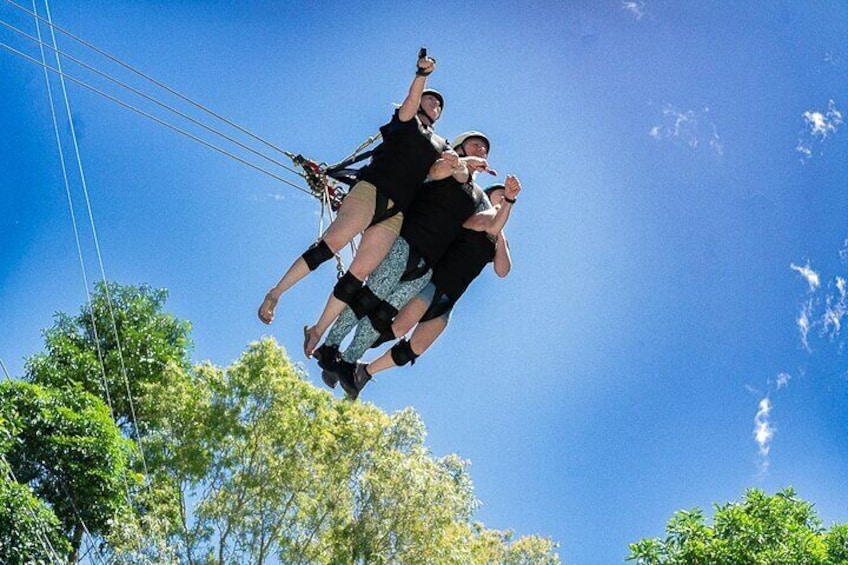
[398,50,436,122]
[462,174,521,233]
[485,175,520,236]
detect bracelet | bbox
[504,196,517,204]
[416,67,433,76]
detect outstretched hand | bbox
[463,156,497,176]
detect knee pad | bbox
[390,338,419,367]
[419,293,455,323]
[368,300,398,332]
[349,285,381,319]
[333,272,364,306]
[370,327,396,349]
[301,240,334,271]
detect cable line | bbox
[0,39,314,195]
[39,0,155,480]
[0,15,307,178]
[4,0,293,159]
[32,0,142,503]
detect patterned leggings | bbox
[325,237,431,363]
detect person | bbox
[303,131,495,358]
[314,135,514,399]
[349,181,517,393]
[258,50,455,336]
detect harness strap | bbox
[400,247,429,282]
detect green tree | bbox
[0,467,72,565]
[25,281,192,436]
[628,488,848,565]
[0,381,136,563]
[109,337,560,565]
[20,282,560,564]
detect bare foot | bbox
[258,292,278,325]
[303,325,321,357]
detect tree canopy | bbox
[4,281,561,564]
[25,281,193,436]
[0,468,72,565]
[112,337,561,564]
[628,488,848,565]
[0,380,134,563]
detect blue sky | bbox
[2,1,847,563]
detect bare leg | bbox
[366,316,448,376]
[305,223,399,355]
[258,194,374,325]
[408,316,448,356]
[391,295,430,337]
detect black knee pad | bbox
[419,293,455,323]
[350,285,381,319]
[333,272,364,305]
[370,327,396,349]
[301,240,334,271]
[368,300,398,332]
[390,338,419,367]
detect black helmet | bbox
[484,183,505,197]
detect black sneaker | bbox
[339,362,372,401]
[313,344,340,388]
[334,360,358,398]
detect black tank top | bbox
[357,110,447,213]
[400,177,483,267]
[430,228,497,301]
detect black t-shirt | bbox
[400,177,483,267]
[430,227,497,301]
[357,110,447,213]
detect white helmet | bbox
[451,131,491,155]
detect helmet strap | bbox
[417,106,435,126]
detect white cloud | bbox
[754,397,774,461]
[775,372,792,389]
[790,262,821,292]
[745,384,762,396]
[803,100,842,138]
[798,299,813,352]
[795,140,813,160]
[650,104,723,156]
[709,123,724,156]
[823,277,847,339]
[790,251,848,350]
[622,1,646,20]
[797,100,842,162]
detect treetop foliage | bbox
[628,487,848,565]
[2,281,561,565]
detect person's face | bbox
[487,188,506,205]
[420,94,442,123]
[462,137,489,159]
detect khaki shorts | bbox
[346,180,404,235]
